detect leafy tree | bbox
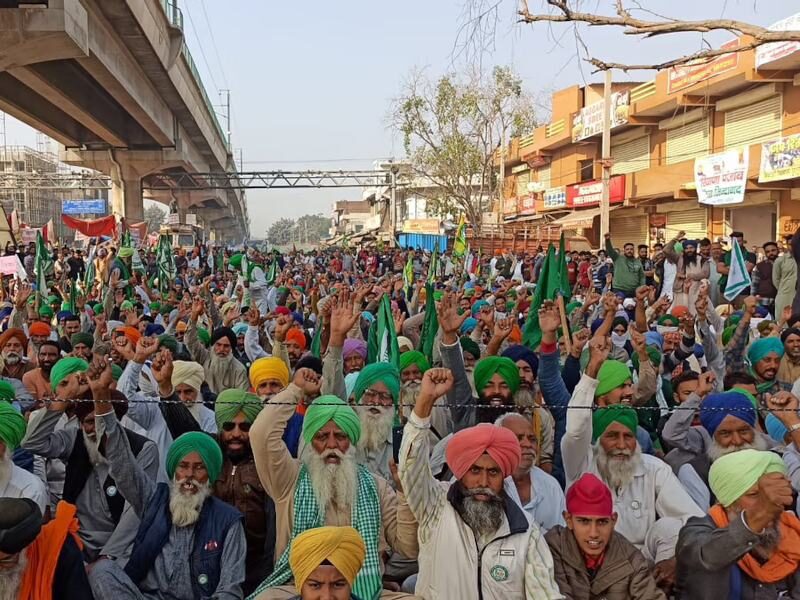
[295,214,331,243]
[144,204,166,233]
[267,217,296,245]
[391,65,537,230]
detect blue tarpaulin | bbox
[398,233,447,253]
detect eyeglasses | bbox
[362,389,393,403]
[222,421,251,432]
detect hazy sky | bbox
[3,0,792,236]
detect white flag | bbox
[724,237,751,302]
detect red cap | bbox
[275,306,291,316]
[566,473,613,518]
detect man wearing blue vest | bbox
[85,356,247,599]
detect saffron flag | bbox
[724,237,752,301]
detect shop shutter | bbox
[724,95,782,149]
[609,213,648,247]
[665,207,707,240]
[610,135,650,175]
[665,117,709,165]
[536,164,551,188]
[515,170,530,197]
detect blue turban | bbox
[460,317,478,335]
[145,323,165,337]
[501,344,539,378]
[699,391,757,436]
[361,311,375,324]
[644,331,663,350]
[747,337,784,365]
[682,239,698,248]
[232,322,248,337]
[590,318,605,335]
[56,310,73,322]
[291,311,304,325]
[471,300,489,317]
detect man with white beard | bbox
[398,350,452,442]
[0,498,92,600]
[0,401,46,513]
[0,328,32,382]
[185,296,249,394]
[23,356,158,563]
[249,367,419,599]
[563,334,703,595]
[86,356,247,599]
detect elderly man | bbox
[498,412,565,532]
[0,327,32,381]
[23,361,158,563]
[288,526,366,600]
[399,350,452,441]
[546,474,665,600]
[676,450,800,598]
[214,389,276,596]
[0,499,92,600]
[399,367,563,599]
[0,402,46,512]
[249,367,418,600]
[21,340,60,401]
[185,297,248,394]
[343,338,367,375]
[87,357,247,599]
[71,331,95,361]
[563,336,703,592]
[250,356,290,400]
[662,385,773,510]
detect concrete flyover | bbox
[0,0,249,241]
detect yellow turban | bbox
[289,526,365,590]
[249,357,289,390]
[171,360,205,392]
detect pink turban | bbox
[446,423,521,479]
[342,338,367,360]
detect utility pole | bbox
[219,89,231,148]
[389,163,398,248]
[600,69,612,239]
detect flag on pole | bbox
[426,245,439,284]
[367,294,401,370]
[724,237,752,301]
[403,253,414,295]
[156,234,175,293]
[417,283,439,367]
[84,242,96,292]
[310,317,323,359]
[522,238,571,349]
[453,215,467,258]
[33,231,52,295]
[68,279,77,313]
[265,260,278,286]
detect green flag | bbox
[557,233,571,294]
[427,245,439,284]
[417,283,439,367]
[367,294,401,370]
[216,248,224,274]
[521,242,571,350]
[68,279,77,314]
[156,234,175,293]
[453,214,467,258]
[266,260,278,286]
[34,231,52,295]
[403,254,414,296]
[310,316,323,358]
[83,242,96,293]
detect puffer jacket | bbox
[545,525,666,600]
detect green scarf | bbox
[249,464,382,600]
[748,365,777,396]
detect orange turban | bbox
[28,322,51,337]
[285,328,307,351]
[446,423,521,479]
[115,326,141,347]
[0,328,27,350]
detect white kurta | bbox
[504,467,566,532]
[0,464,47,514]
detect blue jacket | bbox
[125,483,242,598]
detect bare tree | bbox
[390,66,537,230]
[517,0,800,72]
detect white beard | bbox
[0,448,12,490]
[82,430,107,467]
[595,443,642,491]
[169,478,211,527]
[186,401,203,423]
[0,548,26,600]
[301,445,358,511]
[707,435,768,462]
[400,382,420,419]
[358,406,394,453]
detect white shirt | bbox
[0,464,47,514]
[504,467,565,532]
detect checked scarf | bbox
[249,463,382,600]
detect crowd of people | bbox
[0,228,800,599]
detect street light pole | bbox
[600,69,612,239]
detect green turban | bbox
[474,356,520,395]
[353,363,400,404]
[0,402,26,450]
[214,389,264,430]
[92,303,104,315]
[228,253,243,270]
[565,301,582,316]
[727,314,741,328]
[149,302,161,312]
[657,314,679,327]
[302,395,361,445]
[166,431,223,482]
[111,364,123,381]
[120,300,134,312]
[47,295,60,305]
[50,357,89,392]
[0,382,14,402]
[61,302,73,313]
[459,336,480,360]
[71,332,94,349]
[39,305,54,318]
[631,347,662,370]
[592,405,638,443]
[158,334,179,354]
[398,351,430,376]
[709,449,787,507]
[595,360,632,397]
[118,247,134,258]
[197,328,211,346]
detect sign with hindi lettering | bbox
[542,187,567,210]
[566,175,626,208]
[0,255,19,276]
[61,199,107,215]
[759,132,800,183]
[756,13,800,68]
[572,91,630,142]
[694,147,749,206]
[667,39,739,93]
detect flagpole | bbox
[556,292,572,354]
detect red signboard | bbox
[667,39,739,94]
[566,175,626,208]
[519,194,536,216]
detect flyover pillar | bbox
[110,175,144,222]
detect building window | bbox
[579,159,594,182]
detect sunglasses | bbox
[222,421,251,432]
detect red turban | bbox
[115,326,141,347]
[275,306,291,316]
[285,328,307,351]
[0,328,27,350]
[28,322,51,337]
[445,424,521,480]
[566,473,613,518]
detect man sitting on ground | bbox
[288,526,366,600]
